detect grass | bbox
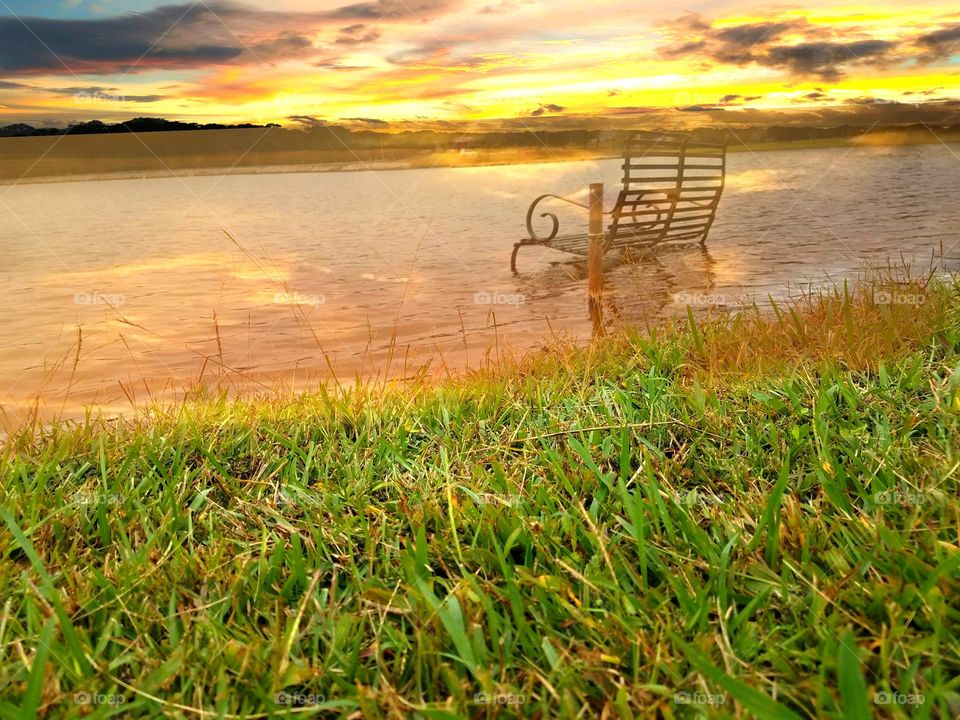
[1,274,959,718]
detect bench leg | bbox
[510,243,523,273]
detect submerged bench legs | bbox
[510,242,523,273]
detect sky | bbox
[0,0,959,128]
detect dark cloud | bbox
[659,15,803,64]
[0,4,241,74]
[45,85,119,96]
[676,104,725,112]
[530,103,564,116]
[315,61,371,70]
[124,95,166,103]
[659,14,902,79]
[917,24,960,59]
[335,24,382,45]
[343,117,389,125]
[766,40,896,80]
[0,0,450,76]
[664,11,712,35]
[329,0,457,20]
[661,40,707,58]
[713,22,795,48]
[288,115,328,127]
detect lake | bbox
[2,141,959,425]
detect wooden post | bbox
[588,182,604,334]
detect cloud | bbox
[328,0,458,20]
[478,0,534,14]
[602,106,660,116]
[0,0,454,76]
[658,13,901,79]
[315,61,371,70]
[123,95,167,103]
[766,40,897,80]
[676,104,725,112]
[343,117,389,125]
[529,103,564,116]
[0,81,165,102]
[917,24,960,59]
[0,4,242,74]
[659,15,803,63]
[335,24,382,45]
[288,115,328,127]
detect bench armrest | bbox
[525,193,590,242]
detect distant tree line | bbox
[0,117,281,137]
[1,117,956,149]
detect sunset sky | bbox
[0,0,958,127]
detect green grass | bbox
[1,276,959,718]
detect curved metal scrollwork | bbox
[608,191,666,238]
[525,193,589,242]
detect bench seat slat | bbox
[624,163,723,170]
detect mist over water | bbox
[2,141,959,423]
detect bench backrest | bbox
[607,131,726,249]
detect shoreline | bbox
[2,132,957,187]
[0,153,615,187]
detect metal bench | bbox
[511,131,727,271]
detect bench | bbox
[511,131,727,271]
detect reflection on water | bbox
[724,168,788,193]
[1,141,959,424]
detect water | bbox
[1,142,959,423]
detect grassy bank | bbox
[1,277,959,718]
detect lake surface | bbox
[2,141,959,425]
